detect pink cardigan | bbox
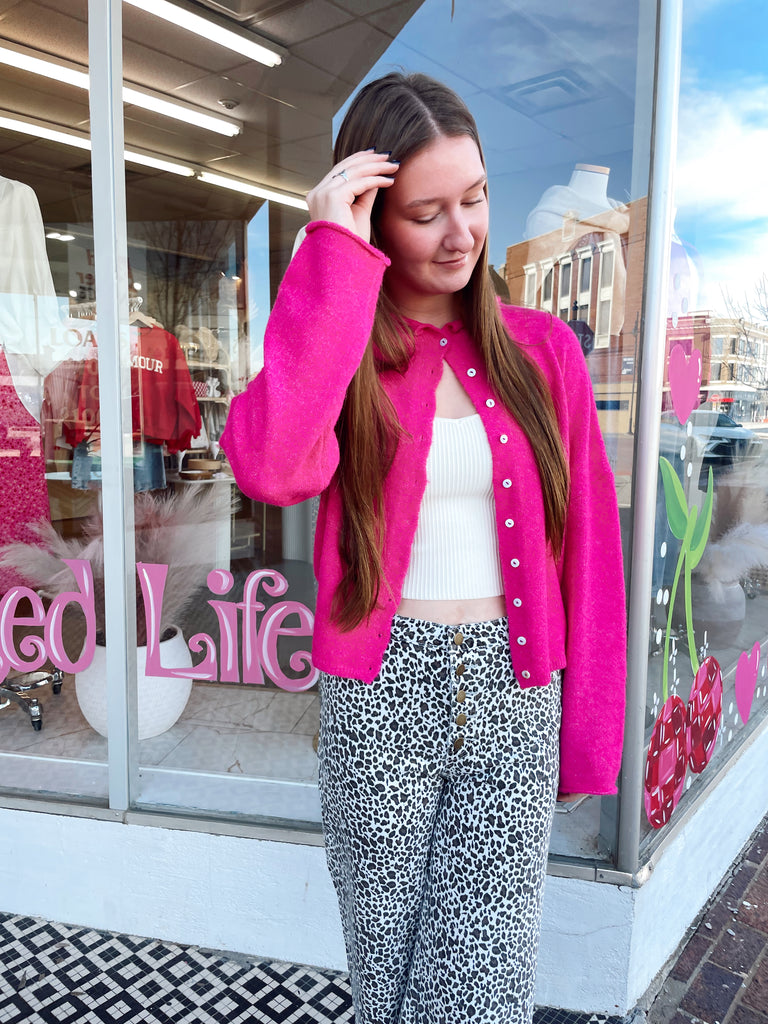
[221,220,626,795]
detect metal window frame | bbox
[617,0,683,876]
[88,0,138,811]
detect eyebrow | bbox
[403,174,487,209]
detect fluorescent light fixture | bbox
[0,111,302,202]
[197,171,308,211]
[0,113,90,150]
[46,231,75,241]
[1,112,195,176]
[124,149,196,176]
[0,42,241,136]
[122,85,239,137]
[123,0,282,67]
[0,44,88,89]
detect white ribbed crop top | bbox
[401,414,504,600]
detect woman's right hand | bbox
[306,150,399,243]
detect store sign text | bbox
[0,560,318,692]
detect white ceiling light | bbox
[122,85,240,136]
[0,42,241,136]
[0,113,91,150]
[123,0,282,67]
[124,150,196,176]
[0,43,89,89]
[1,111,304,205]
[0,112,194,175]
[197,172,307,210]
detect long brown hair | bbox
[332,72,569,630]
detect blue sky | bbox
[674,0,768,312]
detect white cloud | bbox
[675,80,768,222]
[675,76,768,311]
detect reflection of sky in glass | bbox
[332,0,645,269]
[675,0,768,312]
[246,203,270,377]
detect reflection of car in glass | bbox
[660,410,763,486]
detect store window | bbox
[0,0,110,801]
[0,0,656,862]
[643,0,768,843]
[558,261,572,320]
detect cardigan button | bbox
[521,670,531,680]
[517,636,527,646]
[513,598,522,607]
[486,398,495,408]
[467,368,477,377]
[505,518,514,528]
[510,558,520,568]
[502,478,512,488]
[440,337,448,346]
[500,434,508,444]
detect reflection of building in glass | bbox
[501,195,648,435]
[666,313,768,422]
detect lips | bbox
[435,255,469,268]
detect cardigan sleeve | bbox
[554,318,627,796]
[220,221,389,506]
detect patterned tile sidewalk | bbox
[646,815,768,1024]
[0,911,623,1024]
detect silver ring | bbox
[334,168,349,182]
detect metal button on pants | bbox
[318,615,562,1024]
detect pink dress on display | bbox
[0,176,57,592]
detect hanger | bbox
[128,297,163,329]
[129,310,163,328]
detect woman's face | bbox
[376,134,488,322]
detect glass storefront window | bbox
[642,0,768,847]
[0,0,110,801]
[0,0,659,867]
[122,0,653,848]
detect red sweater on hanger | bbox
[74,325,202,451]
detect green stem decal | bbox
[658,459,714,699]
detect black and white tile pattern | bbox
[0,912,625,1024]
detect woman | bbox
[221,73,626,1024]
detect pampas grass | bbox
[695,463,768,600]
[0,488,226,645]
[696,521,768,600]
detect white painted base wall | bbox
[1,721,766,1015]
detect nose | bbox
[443,208,475,254]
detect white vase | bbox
[75,626,194,740]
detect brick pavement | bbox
[646,816,768,1024]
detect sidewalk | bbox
[0,815,765,1024]
[645,814,768,1024]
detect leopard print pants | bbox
[318,615,562,1024]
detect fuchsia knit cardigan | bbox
[221,221,627,796]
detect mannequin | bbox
[522,164,629,338]
[524,164,621,238]
[0,176,58,590]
